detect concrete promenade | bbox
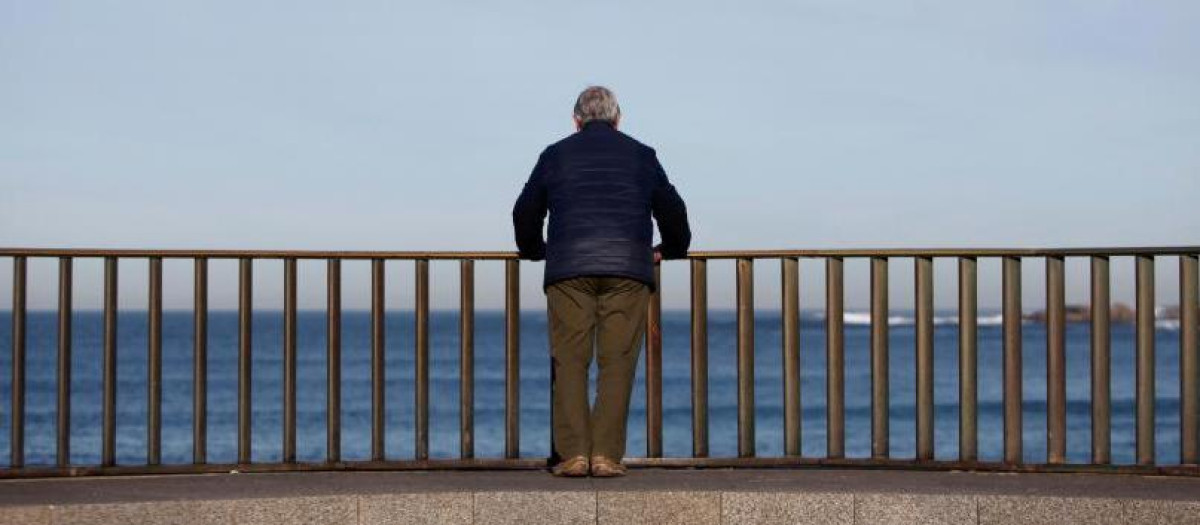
[1,468,1199,524]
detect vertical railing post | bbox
[915,256,934,461]
[1181,254,1198,464]
[504,259,520,459]
[869,256,888,459]
[1046,256,1067,464]
[782,257,801,457]
[736,258,755,458]
[1090,256,1110,464]
[370,258,385,461]
[326,259,341,463]
[147,256,163,466]
[192,257,207,465]
[10,256,26,468]
[1002,256,1022,464]
[646,263,663,458]
[415,259,430,461]
[1136,255,1155,465]
[102,256,118,467]
[958,257,978,462]
[282,258,297,463]
[826,257,845,459]
[690,259,709,458]
[459,260,475,460]
[238,257,253,465]
[57,257,73,467]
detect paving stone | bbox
[722,491,853,525]
[855,493,976,525]
[359,493,472,525]
[473,491,595,525]
[596,490,719,525]
[978,495,1127,525]
[52,500,233,525]
[1122,498,1200,525]
[3,469,1200,524]
[0,505,50,525]
[231,495,355,525]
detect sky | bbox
[2,1,1198,311]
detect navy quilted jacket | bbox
[512,120,691,292]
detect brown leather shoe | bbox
[589,456,626,477]
[551,455,589,477]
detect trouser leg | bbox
[591,277,650,460]
[546,278,598,459]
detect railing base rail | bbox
[3,457,1198,480]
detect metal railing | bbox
[1,246,1198,478]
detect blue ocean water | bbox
[0,310,1186,467]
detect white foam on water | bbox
[811,311,1177,328]
[839,311,1006,326]
[841,312,912,325]
[1157,319,1180,330]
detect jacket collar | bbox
[581,120,616,131]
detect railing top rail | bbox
[0,248,521,260]
[0,246,1197,259]
[689,247,1200,258]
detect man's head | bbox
[573,86,621,130]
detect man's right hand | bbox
[653,249,663,264]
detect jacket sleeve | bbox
[648,149,691,259]
[512,148,550,260]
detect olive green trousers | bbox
[546,276,650,461]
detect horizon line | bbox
[0,305,1183,313]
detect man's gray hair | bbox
[573,86,621,124]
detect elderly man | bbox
[512,86,691,477]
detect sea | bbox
[0,310,1189,467]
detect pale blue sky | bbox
[2,1,1198,310]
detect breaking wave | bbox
[831,312,1178,329]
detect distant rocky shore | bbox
[1024,303,1192,324]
